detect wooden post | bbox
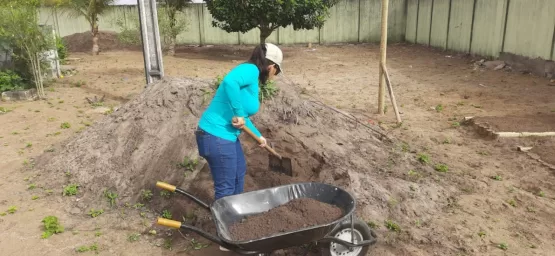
[378,0,389,114]
[381,62,402,123]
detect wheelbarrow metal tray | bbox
[210,182,356,252]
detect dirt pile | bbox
[63,31,140,53]
[34,76,455,253]
[229,198,343,241]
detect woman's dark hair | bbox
[247,44,274,85]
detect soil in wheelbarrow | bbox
[229,198,343,241]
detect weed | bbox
[11,131,19,135]
[88,209,104,218]
[60,122,71,129]
[141,189,153,201]
[160,190,172,199]
[140,212,146,218]
[163,239,172,250]
[0,106,12,114]
[162,209,172,219]
[32,195,39,200]
[526,206,536,213]
[95,231,102,237]
[81,121,91,126]
[25,142,32,148]
[530,244,537,248]
[62,184,79,196]
[457,101,465,106]
[401,143,410,152]
[507,199,516,207]
[260,80,279,102]
[189,238,209,250]
[498,243,508,250]
[149,229,157,235]
[45,189,54,195]
[104,106,114,115]
[41,216,64,238]
[538,191,545,197]
[492,175,502,181]
[128,233,140,242]
[451,122,460,128]
[407,169,419,178]
[28,183,37,190]
[388,198,398,208]
[104,190,118,207]
[133,203,145,209]
[478,231,486,238]
[384,220,401,232]
[434,164,449,173]
[0,212,5,216]
[178,156,198,171]
[435,104,444,112]
[367,221,379,229]
[76,243,98,253]
[7,206,17,214]
[44,147,55,152]
[417,153,430,164]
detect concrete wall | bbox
[40,0,407,45]
[406,0,555,61]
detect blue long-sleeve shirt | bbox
[198,63,262,142]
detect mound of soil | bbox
[62,31,140,53]
[229,198,343,241]
[33,76,453,253]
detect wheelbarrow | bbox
[155,181,377,255]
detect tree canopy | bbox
[205,0,340,44]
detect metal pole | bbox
[137,0,164,85]
[378,0,389,114]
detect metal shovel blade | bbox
[269,154,293,176]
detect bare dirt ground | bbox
[1,42,555,256]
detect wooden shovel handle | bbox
[233,117,282,159]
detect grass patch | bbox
[88,209,104,218]
[384,220,401,232]
[434,164,449,173]
[60,122,71,129]
[62,184,78,196]
[417,153,430,164]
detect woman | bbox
[195,43,283,202]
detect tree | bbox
[0,0,54,98]
[205,0,340,44]
[158,0,190,56]
[60,0,114,55]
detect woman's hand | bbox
[232,117,245,129]
[259,136,267,148]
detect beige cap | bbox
[265,43,283,74]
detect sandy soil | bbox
[1,42,555,256]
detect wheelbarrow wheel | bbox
[320,218,374,256]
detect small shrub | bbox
[128,233,141,242]
[141,189,153,201]
[161,209,172,219]
[260,80,279,102]
[417,153,430,164]
[60,122,71,129]
[55,36,68,62]
[62,184,78,196]
[384,220,401,232]
[88,209,104,218]
[0,70,25,92]
[104,190,118,207]
[434,164,449,173]
[7,206,17,214]
[41,216,64,238]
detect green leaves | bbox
[205,0,339,43]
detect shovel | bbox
[233,118,293,176]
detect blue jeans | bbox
[195,128,246,200]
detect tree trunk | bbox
[168,36,176,56]
[259,26,272,45]
[91,23,99,55]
